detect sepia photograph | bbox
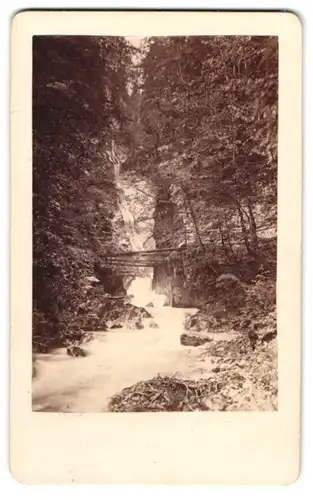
[31,33,279,413]
[10,10,302,485]
[32,36,278,412]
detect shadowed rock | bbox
[180,333,212,347]
[135,321,144,330]
[67,345,87,357]
[261,330,277,342]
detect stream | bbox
[32,166,214,412]
[32,305,215,412]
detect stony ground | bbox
[108,333,277,412]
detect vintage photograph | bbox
[32,34,278,413]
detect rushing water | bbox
[117,189,143,252]
[32,167,207,412]
[32,305,217,412]
[115,164,166,307]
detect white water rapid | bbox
[32,167,214,413]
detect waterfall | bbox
[127,276,166,308]
[114,163,120,179]
[114,167,166,308]
[117,193,143,252]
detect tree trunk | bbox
[182,186,205,251]
[223,213,235,255]
[217,218,229,258]
[235,199,251,253]
[247,197,259,251]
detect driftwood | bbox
[108,375,214,412]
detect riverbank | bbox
[32,306,209,412]
[32,303,277,412]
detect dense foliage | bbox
[136,36,278,302]
[33,35,278,350]
[33,36,135,350]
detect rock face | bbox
[184,308,231,333]
[112,174,156,254]
[74,278,152,332]
[152,188,174,304]
[93,265,126,296]
[184,273,246,332]
[103,302,152,330]
[247,311,277,343]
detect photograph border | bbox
[10,10,302,485]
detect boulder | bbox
[145,302,154,307]
[212,366,221,373]
[67,346,87,357]
[261,330,277,343]
[81,312,108,331]
[75,291,153,332]
[184,311,226,332]
[101,302,152,329]
[180,333,212,347]
[215,273,246,311]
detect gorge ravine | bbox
[32,168,208,412]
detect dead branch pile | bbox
[108,375,223,412]
[108,337,278,412]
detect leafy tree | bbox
[33,36,135,350]
[137,36,278,300]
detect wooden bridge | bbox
[101,246,190,268]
